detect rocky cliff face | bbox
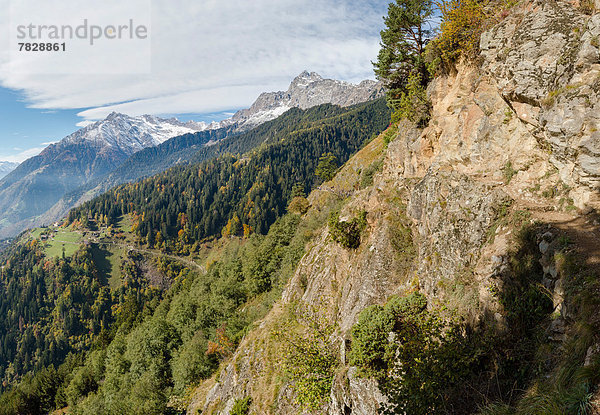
[188,2,600,413]
[231,71,384,129]
[480,0,600,207]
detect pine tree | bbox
[315,153,338,182]
[373,0,435,110]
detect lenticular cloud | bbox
[0,0,386,123]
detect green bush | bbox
[349,304,396,377]
[288,196,310,215]
[360,159,384,188]
[382,125,398,147]
[350,292,479,415]
[171,333,217,393]
[391,72,431,127]
[388,210,416,270]
[231,396,251,415]
[502,161,517,184]
[274,309,337,411]
[328,210,368,249]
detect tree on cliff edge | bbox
[373,0,435,111]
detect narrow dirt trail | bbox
[538,211,600,272]
[521,207,600,273]
[498,180,600,274]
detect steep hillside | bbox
[43,102,371,230]
[39,125,236,229]
[0,97,389,415]
[186,1,600,414]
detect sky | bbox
[0,0,390,163]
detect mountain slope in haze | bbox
[0,162,18,179]
[25,73,384,237]
[0,113,210,237]
[39,126,237,229]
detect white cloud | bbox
[0,146,47,162]
[0,0,386,123]
[1,142,57,163]
[76,81,284,120]
[75,121,94,128]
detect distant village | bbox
[37,219,126,246]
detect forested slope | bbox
[0,98,389,415]
[67,99,390,249]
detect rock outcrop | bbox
[480,0,600,207]
[231,71,384,129]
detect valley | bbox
[1,1,600,414]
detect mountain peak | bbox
[289,71,324,90]
[295,70,321,79]
[229,71,384,129]
[63,112,212,152]
[105,111,126,121]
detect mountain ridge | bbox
[0,113,215,238]
[0,162,18,179]
[0,72,383,238]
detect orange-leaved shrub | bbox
[431,0,489,68]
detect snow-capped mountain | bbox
[0,113,214,238]
[230,71,384,129]
[56,71,382,153]
[63,112,212,155]
[0,71,383,238]
[0,162,19,179]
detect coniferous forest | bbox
[3,0,600,414]
[68,99,389,251]
[0,98,390,414]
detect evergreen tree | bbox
[374,0,435,110]
[315,153,338,182]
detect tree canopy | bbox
[374,0,436,110]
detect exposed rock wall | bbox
[481,0,600,206]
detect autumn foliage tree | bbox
[206,325,234,359]
[288,196,310,215]
[430,0,489,67]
